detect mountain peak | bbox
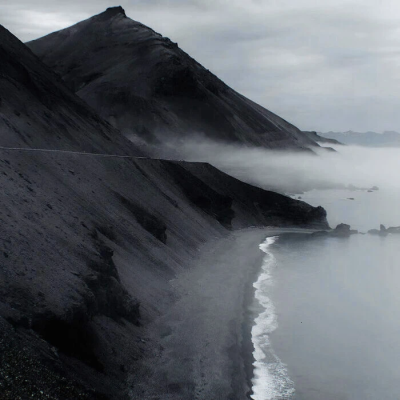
[27,7,321,152]
[101,6,126,19]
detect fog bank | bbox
[168,139,400,194]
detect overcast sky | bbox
[2,0,400,132]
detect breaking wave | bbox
[251,236,295,400]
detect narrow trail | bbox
[0,145,149,159]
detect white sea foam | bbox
[251,236,295,400]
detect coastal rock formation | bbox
[0,24,329,399]
[387,226,400,233]
[332,223,358,236]
[368,225,387,236]
[27,7,324,154]
[312,223,358,238]
[368,224,400,235]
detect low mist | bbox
[161,138,400,231]
[166,139,400,194]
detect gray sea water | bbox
[251,188,400,400]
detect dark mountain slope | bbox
[177,161,326,227]
[27,7,320,152]
[0,24,140,154]
[1,23,328,399]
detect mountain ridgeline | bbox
[27,6,324,153]
[0,12,329,400]
[320,130,400,147]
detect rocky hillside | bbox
[0,23,328,399]
[27,7,322,153]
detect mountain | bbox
[27,6,322,153]
[319,130,400,147]
[0,23,328,399]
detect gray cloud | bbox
[2,0,400,132]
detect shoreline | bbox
[243,230,315,400]
[129,228,270,399]
[241,252,265,399]
[241,232,281,400]
[128,227,315,399]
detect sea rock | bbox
[387,226,400,234]
[369,225,400,235]
[368,224,388,236]
[336,223,351,232]
[311,223,358,238]
[331,223,358,237]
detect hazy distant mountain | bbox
[27,6,322,153]
[0,22,327,399]
[319,130,400,147]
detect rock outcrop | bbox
[312,223,358,238]
[368,224,400,236]
[387,226,400,233]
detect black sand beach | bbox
[127,228,316,400]
[127,228,268,399]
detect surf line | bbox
[250,236,295,400]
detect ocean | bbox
[251,188,400,399]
